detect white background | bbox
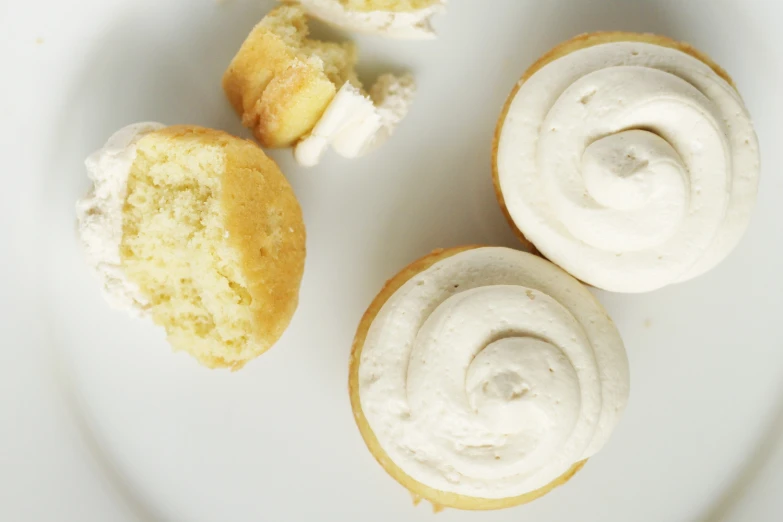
[2,0,782,521]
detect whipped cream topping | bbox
[295,74,415,166]
[289,0,445,39]
[358,247,629,499]
[496,41,760,293]
[75,122,165,315]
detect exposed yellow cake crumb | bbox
[120,126,306,369]
[223,5,360,148]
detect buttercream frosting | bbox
[358,247,629,498]
[496,41,760,292]
[289,0,445,39]
[75,122,165,315]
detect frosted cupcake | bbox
[283,0,446,39]
[349,246,630,510]
[493,33,760,292]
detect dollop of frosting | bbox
[295,74,415,166]
[75,122,165,315]
[358,247,629,499]
[496,41,760,292]
[289,0,445,39]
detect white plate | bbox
[4,0,783,520]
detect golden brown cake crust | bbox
[349,246,585,511]
[491,32,737,250]
[150,126,306,370]
[222,7,338,148]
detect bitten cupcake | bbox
[493,32,760,293]
[349,246,630,510]
[223,5,415,166]
[76,124,306,369]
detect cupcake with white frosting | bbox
[349,246,630,510]
[282,0,446,39]
[493,33,760,293]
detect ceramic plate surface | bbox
[3,0,783,520]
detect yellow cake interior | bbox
[264,6,358,86]
[224,5,361,148]
[120,133,261,368]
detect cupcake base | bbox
[349,246,586,511]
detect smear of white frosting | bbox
[496,42,760,293]
[295,74,415,166]
[288,0,445,39]
[358,247,629,499]
[75,122,165,315]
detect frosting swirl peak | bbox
[496,38,760,292]
[357,247,629,499]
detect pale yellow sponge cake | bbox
[223,5,416,163]
[77,124,306,370]
[223,5,359,148]
[349,246,629,510]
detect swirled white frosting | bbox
[358,247,629,499]
[75,122,165,315]
[288,0,445,39]
[496,41,760,292]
